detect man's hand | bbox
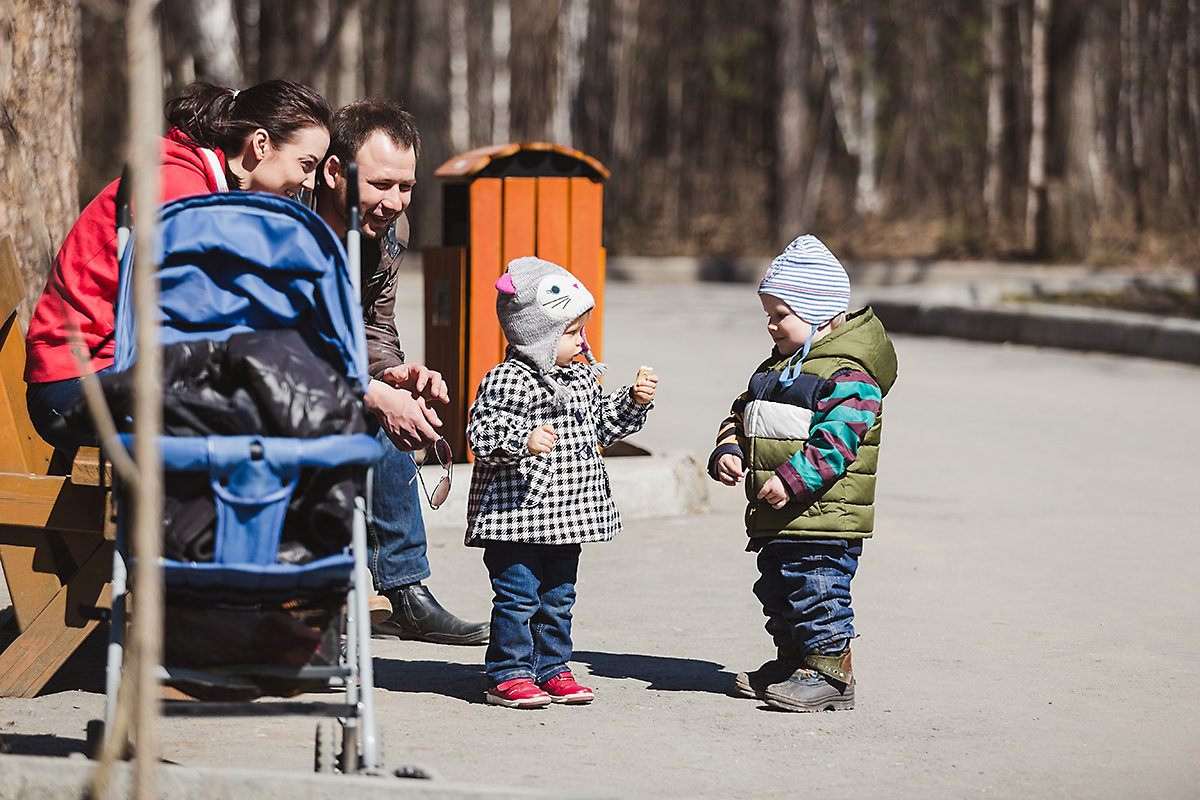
[379,363,449,405]
[716,453,746,486]
[527,424,557,455]
[757,474,790,509]
[365,379,442,450]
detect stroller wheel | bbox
[315,719,340,773]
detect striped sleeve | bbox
[776,369,882,500]
[707,391,749,480]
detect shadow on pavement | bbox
[574,650,734,694]
[0,732,87,758]
[370,657,484,702]
[370,652,737,698]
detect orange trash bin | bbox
[422,143,610,461]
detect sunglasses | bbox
[409,438,453,509]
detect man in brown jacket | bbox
[314,99,488,645]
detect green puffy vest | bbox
[744,307,897,541]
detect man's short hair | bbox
[327,99,421,167]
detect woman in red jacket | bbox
[25,79,332,450]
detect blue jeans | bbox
[26,376,105,452]
[482,542,580,686]
[753,538,862,654]
[366,427,431,591]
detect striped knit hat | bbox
[758,235,851,323]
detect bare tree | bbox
[553,0,587,146]
[610,0,640,170]
[775,0,812,238]
[1026,0,1050,253]
[857,0,880,217]
[466,0,496,148]
[55,0,1200,263]
[333,0,363,109]
[492,0,512,142]
[448,0,470,153]
[410,0,451,246]
[1045,0,1098,259]
[0,0,80,320]
[161,0,243,91]
[985,0,1006,233]
[814,0,880,217]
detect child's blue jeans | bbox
[482,542,581,686]
[753,538,862,654]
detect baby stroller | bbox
[91,191,383,773]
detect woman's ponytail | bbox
[163,82,236,150]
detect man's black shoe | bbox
[371,583,489,645]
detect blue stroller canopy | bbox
[114,192,371,395]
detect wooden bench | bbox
[0,233,113,697]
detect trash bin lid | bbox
[435,142,609,182]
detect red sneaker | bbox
[486,678,552,708]
[539,671,594,704]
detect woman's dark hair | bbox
[164,79,333,156]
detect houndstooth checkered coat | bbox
[465,352,650,546]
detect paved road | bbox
[2,277,1199,798]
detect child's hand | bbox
[527,424,558,455]
[757,475,790,509]
[716,453,745,486]
[631,366,658,405]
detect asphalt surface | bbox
[1,262,1199,798]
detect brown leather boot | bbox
[733,644,804,699]
[763,643,854,712]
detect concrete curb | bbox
[604,254,1200,366]
[420,449,710,531]
[871,299,1200,366]
[0,753,617,800]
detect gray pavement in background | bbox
[2,262,1199,798]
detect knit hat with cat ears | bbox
[495,256,605,376]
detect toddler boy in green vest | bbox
[708,234,898,711]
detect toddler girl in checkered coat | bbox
[466,257,657,708]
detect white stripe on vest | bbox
[744,399,812,441]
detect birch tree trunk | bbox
[162,0,243,90]
[333,0,363,109]
[984,0,1006,232]
[448,0,470,154]
[1163,0,1186,212]
[551,0,586,146]
[611,0,639,169]
[1188,0,1200,219]
[1026,0,1050,254]
[857,0,879,217]
[0,0,79,323]
[491,0,511,142]
[812,0,862,203]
